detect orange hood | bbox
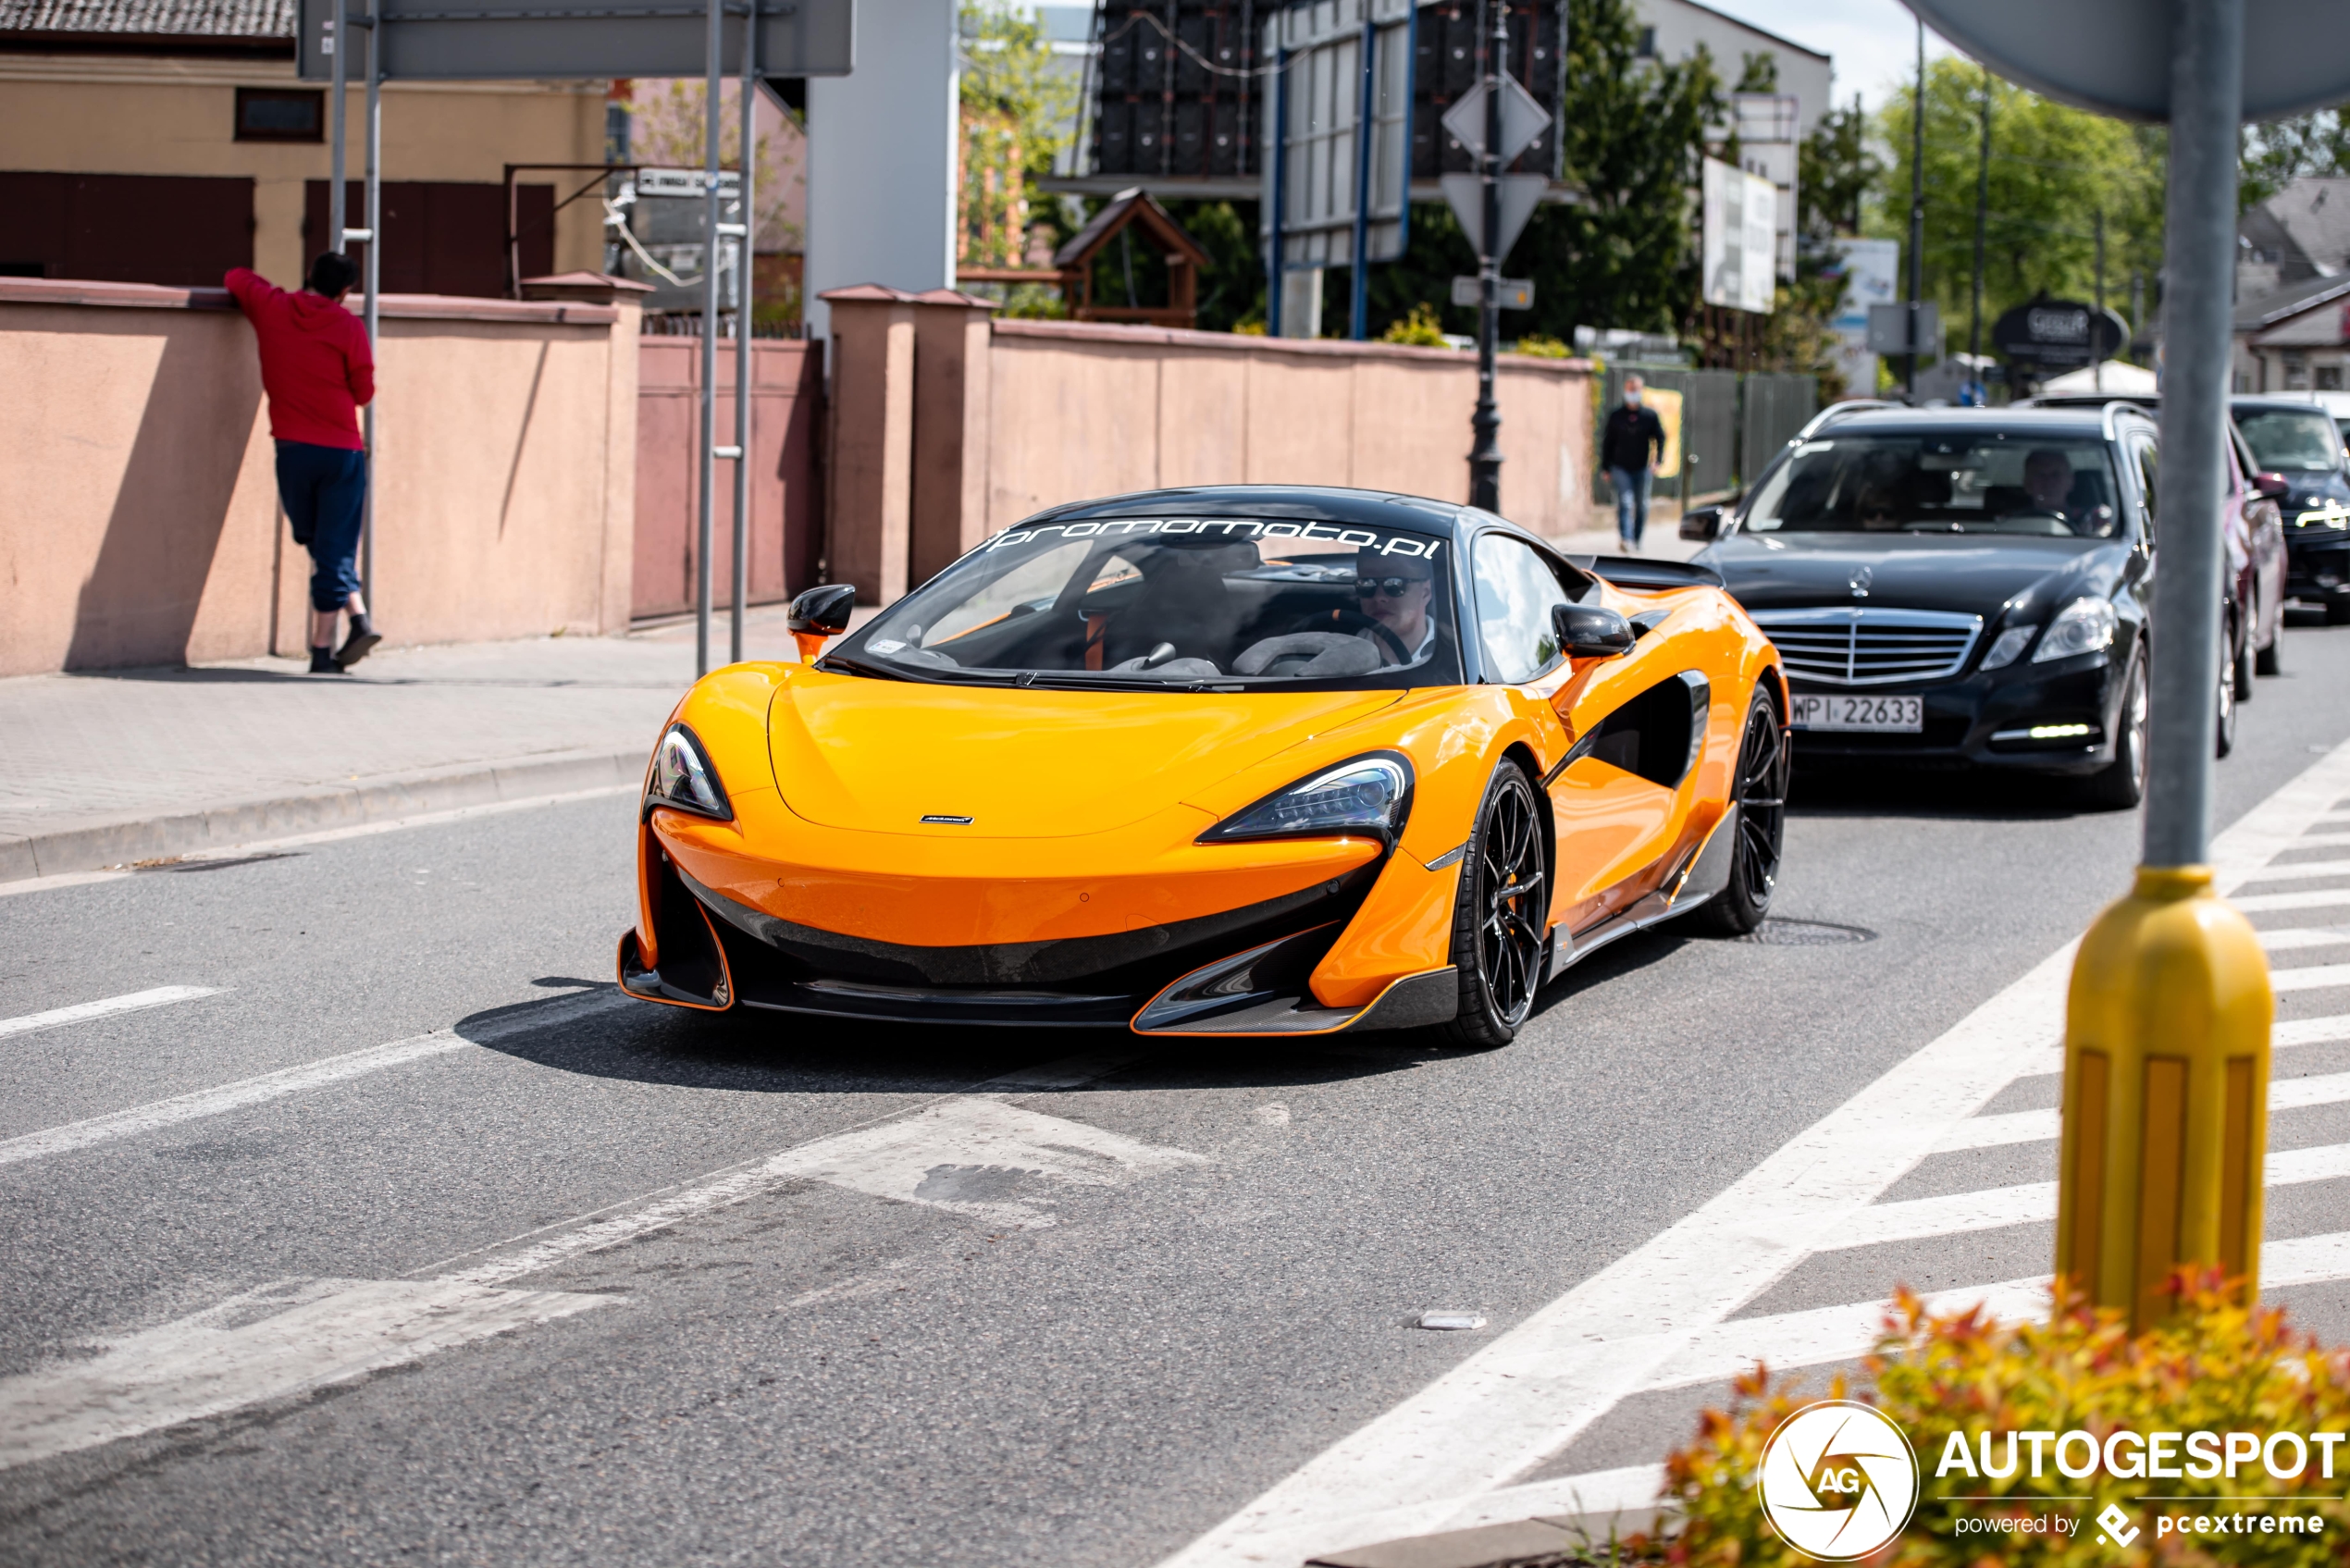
[767,672,1401,838]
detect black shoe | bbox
[335,628,382,670]
[309,647,344,675]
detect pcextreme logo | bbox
[1758,1401,1922,1561]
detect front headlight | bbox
[644,723,732,821]
[1979,624,2036,671]
[2032,597,2118,662]
[1199,754,1413,845]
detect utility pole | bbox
[1970,68,1988,406]
[1466,0,1504,511]
[695,0,722,676]
[1905,17,1925,401]
[730,8,757,664]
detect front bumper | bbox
[1788,652,2125,775]
[619,796,1461,1036]
[2286,529,2350,603]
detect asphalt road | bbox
[7,624,2350,1567]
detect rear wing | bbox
[1568,555,1725,590]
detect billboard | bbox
[298,0,853,81]
[1700,157,1775,315]
[1825,237,1899,397]
[1261,0,1414,270]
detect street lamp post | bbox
[1466,0,1504,512]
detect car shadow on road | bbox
[1788,763,2113,823]
[456,978,1416,1097]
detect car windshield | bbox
[1743,431,2125,537]
[2236,407,2345,472]
[826,516,1466,689]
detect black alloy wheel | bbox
[1442,762,1548,1047]
[1688,692,1788,936]
[2084,649,2149,809]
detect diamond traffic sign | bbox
[1441,173,1547,265]
[1440,73,1552,167]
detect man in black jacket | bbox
[1601,375,1668,550]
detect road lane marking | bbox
[0,991,622,1170]
[1934,1069,2350,1153]
[2234,889,2350,912]
[1158,737,2350,1568]
[2229,858,2350,883]
[1821,1141,2350,1253]
[2272,962,2350,992]
[1643,1229,2350,1394]
[426,1049,1162,1286]
[0,986,222,1039]
[0,1276,612,1469]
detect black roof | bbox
[1025,485,1494,544]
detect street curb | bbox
[0,749,646,883]
[1305,1505,1676,1568]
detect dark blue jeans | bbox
[275,440,366,613]
[1608,464,1651,545]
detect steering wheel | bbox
[1297,608,1416,666]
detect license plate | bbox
[1792,693,1923,733]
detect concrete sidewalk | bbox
[0,608,812,883]
[1,527,1705,883]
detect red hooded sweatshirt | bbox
[224,267,375,451]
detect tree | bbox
[959,2,1079,268]
[2242,110,2350,211]
[1800,96,1875,242]
[1870,59,2165,358]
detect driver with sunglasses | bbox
[1352,549,1439,665]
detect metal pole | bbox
[1905,16,1923,401]
[2095,207,2107,393]
[730,5,755,662]
[1348,13,1375,340]
[329,0,347,259]
[1268,39,1288,337]
[2144,0,2244,870]
[361,0,380,601]
[1969,68,1987,406]
[695,0,722,677]
[1466,0,1503,511]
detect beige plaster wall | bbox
[982,321,1595,539]
[0,55,609,286]
[0,279,637,677]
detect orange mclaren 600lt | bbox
[620,486,1789,1046]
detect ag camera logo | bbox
[1758,1401,1920,1561]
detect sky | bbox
[1686,0,1958,115]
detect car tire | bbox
[2257,628,2282,677]
[1440,760,1548,1049]
[2083,649,2149,810]
[2234,630,2256,701]
[2217,637,2239,759]
[2330,597,2350,627]
[1687,690,1789,937]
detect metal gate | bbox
[1738,371,1819,488]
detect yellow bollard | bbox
[2057,866,2273,1328]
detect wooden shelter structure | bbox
[1052,188,1213,328]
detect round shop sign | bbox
[1756,1401,1920,1562]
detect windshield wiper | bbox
[814,653,912,682]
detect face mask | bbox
[1626,389,1642,405]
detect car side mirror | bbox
[787,583,859,661]
[1553,602,1635,659]
[1679,504,1726,542]
[2254,471,2291,500]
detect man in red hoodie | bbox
[226,253,383,673]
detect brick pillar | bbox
[909,290,998,587]
[820,284,918,604]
